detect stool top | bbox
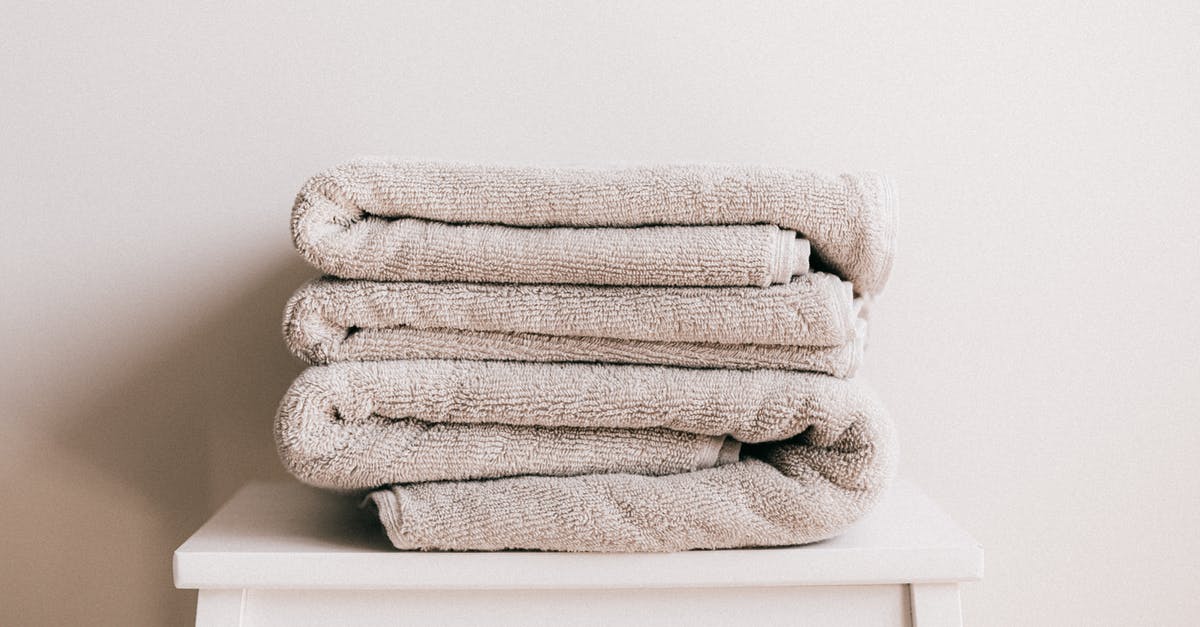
[174,478,982,590]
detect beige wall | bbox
[2,2,1197,625]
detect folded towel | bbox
[276,360,895,551]
[277,364,743,489]
[283,273,865,376]
[292,160,897,294]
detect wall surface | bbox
[2,2,1197,625]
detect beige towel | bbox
[275,360,895,551]
[277,361,751,489]
[283,273,865,376]
[292,160,896,294]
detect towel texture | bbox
[277,360,896,551]
[291,160,897,294]
[275,159,900,553]
[283,273,865,376]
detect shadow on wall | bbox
[47,256,314,625]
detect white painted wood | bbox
[240,585,910,627]
[194,589,245,627]
[173,478,983,591]
[175,478,981,625]
[910,583,964,627]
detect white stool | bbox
[174,479,982,626]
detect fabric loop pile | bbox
[276,160,899,552]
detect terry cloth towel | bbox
[291,160,897,294]
[283,272,866,376]
[275,360,896,551]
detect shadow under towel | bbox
[283,273,866,377]
[291,160,897,294]
[275,360,895,551]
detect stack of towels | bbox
[276,160,898,552]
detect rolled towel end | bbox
[717,438,743,465]
[697,436,743,469]
[769,231,810,285]
[857,172,899,295]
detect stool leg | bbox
[909,583,963,627]
[195,589,245,627]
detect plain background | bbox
[2,2,1197,625]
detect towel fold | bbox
[283,273,865,376]
[292,160,896,294]
[276,360,895,551]
[275,159,900,553]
